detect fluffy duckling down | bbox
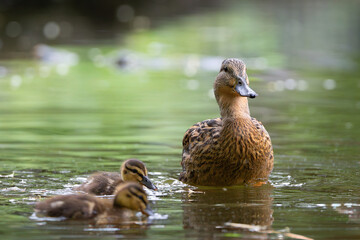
[75,159,157,195]
[180,58,274,186]
[35,182,151,223]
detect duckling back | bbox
[35,194,106,219]
[74,159,157,195]
[75,172,123,195]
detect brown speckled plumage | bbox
[35,182,150,223]
[75,171,123,195]
[75,159,157,195]
[180,58,273,186]
[35,193,107,219]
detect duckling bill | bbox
[180,58,274,186]
[35,182,151,223]
[75,159,157,195]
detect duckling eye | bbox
[125,166,140,175]
[126,194,131,198]
[130,169,139,174]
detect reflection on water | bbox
[182,186,273,237]
[30,212,151,237]
[335,204,360,224]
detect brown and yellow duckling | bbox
[35,182,151,222]
[75,159,157,195]
[180,58,273,186]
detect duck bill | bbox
[235,77,258,98]
[142,205,153,216]
[141,176,158,191]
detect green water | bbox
[1,2,360,239]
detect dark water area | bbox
[0,0,359,239]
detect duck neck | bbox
[217,95,251,120]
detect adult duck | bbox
[35,182,151,222]
[180,58,273,186]
[75,159,157,195]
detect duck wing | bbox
[249,117,274,173]
[75,172,123,195]
[180,118,222,184]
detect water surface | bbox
[0,1,359,239]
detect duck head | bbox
[120,159,157,190]
[113,182,152,216]
[214,58,257,99]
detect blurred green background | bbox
[0,0,359,239]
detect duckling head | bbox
[120,159,157,190]
[214,58,257,100]
[113,182,152,216]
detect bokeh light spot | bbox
[297,80,308,91]
[285,78,297,90]
[133,16,150,30]
[117,5,135,23]
[187,79,199,90]
[6,21,22,38]
[10,75,22,88]
[323,79,336,90]
[0,66,8,78]
[43,22,61,40]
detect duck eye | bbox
[126,194,131,198]
[125,166,139,175]
[223,67,228,72]
[238,81,242,85]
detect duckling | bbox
[35,182,151,222]
[75,159,157,195]
[180,58,273,186]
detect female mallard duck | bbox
[180,58,273,186]
[75,159,157,195]
[35,182,151,222]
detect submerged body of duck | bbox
[180,58,273,186]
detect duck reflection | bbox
[34,218,149,238]
[335,204,360,223]
[182,185,273,232]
